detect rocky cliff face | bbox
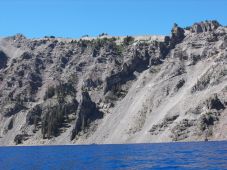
[0,20,226,145]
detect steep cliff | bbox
[0,20,226,145]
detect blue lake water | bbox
[0,141,227,170]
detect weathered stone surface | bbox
[190,20,221,33]
[0,20,226,145]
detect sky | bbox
[0,0,227,38]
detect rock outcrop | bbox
[190,20,221,33]
[0,20,226,145]
[170,23,185,47]
[71,91,103,140]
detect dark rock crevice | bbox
[71,91,103,140]
[206,94,225,111]
[0,51,8,70]
[14,134,30,145]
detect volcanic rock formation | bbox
[0,20,226,145]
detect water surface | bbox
[0,141,227,170]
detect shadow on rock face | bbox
[206,94,225,111]
[0,51,8,70]
[70,91,103,140]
